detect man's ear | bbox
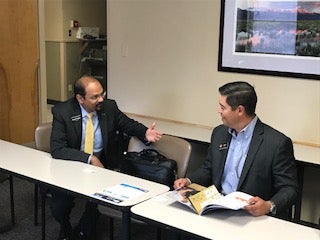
[238,105,245,115]
[76,94,84,104]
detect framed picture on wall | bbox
[218,0,320,80]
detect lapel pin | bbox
[219,143,228,151]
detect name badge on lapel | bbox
[219,143,229,151]
[71,115,81,122]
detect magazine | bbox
[92,183,148,204]
[174,183,253,215]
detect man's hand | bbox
[145,122,162,142]
[90,155,104,168]
[244,196,272,216]
[173,178,190,190]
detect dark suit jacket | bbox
[189,119,298,216]
[50,98,148,169]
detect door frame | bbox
[37,0,48,123]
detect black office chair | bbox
[0,173,15,232]
[34,122,52,240]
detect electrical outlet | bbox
[68,84,73,92]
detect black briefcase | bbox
[120,149,177,189]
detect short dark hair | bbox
[219,81,257,116]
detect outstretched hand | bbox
[145,122,162,142]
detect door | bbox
[0,0,39,143]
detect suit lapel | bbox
[98,108,108,149]
[238,119,264,189]
[217,133,232,188]
[69,99,82,141]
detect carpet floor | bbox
[0,176,182,240]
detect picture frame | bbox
[218,0,320,80]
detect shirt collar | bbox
[228,116,258,138]
[80,105,96,118]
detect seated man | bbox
[174,81,298,218]
[50,75,162,240]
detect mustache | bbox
[96,101,103,110]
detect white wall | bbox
[107,0,319,146]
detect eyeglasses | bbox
[84,91,106,101]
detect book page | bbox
[188,185,222,214]
[171,183,206,209]
[214,191,253,210]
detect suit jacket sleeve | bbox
[105,99,147,141]
[99,99,149,168]
[238,121,298,215]
[50,99,90,163]
[262,132,298,213]
[50,98,149,166]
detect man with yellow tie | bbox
[50,75,162,240]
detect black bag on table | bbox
[120,149,177,189]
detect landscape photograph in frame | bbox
[218,0,320,80]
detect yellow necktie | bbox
[84,113,94,154]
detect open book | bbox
[174,183,253,215]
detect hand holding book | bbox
[174,183,253,215]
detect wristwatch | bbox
[269,201,277,214]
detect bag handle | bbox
[139,149,166,163]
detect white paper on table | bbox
[92,183,149,204]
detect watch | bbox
[269,201,277,214]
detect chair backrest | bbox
[34,122,52,153]
[127,135,192,178]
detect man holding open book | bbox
[174,81,298,218]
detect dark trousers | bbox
[51,189,100,237]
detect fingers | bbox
[173,178,188,189]
[244,197,270,216]
[150,121,156,130]
[145,121,163,142]
[154,131,162,141]
[90,156,104,168]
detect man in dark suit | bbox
[50,75,162,240]
[174,81,298,218]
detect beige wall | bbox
[45,0,63,41]
[107,0,319,147]
[107,0,320,224]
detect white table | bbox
[0,140,169,240]
[131,191,320,240]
